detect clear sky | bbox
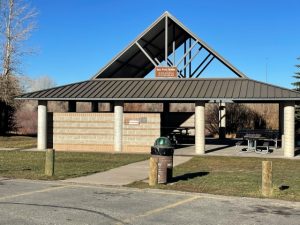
[24,0,300,88]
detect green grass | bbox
[0,135,37,149]
[128,156,300,201]
[0,151,149,180]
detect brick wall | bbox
[48,112,160,153]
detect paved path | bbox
[64,156,192,186]
[0,179,299,225]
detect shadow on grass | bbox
[171,171,209,183]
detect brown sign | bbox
[155,67,177,78]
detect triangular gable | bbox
[92,11,247,79]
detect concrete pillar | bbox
[114,101,124,152]
[91,102,99,112]
[195,101,205,154]
[284,101,295,157]
[68,101,76,112]
[38,100,47,150]
[219,102,226,139]
[279,103,284,149]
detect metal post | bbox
[165,15,168,66]
[180,47,202,72]
[173,23,176,66]
[219,102,226,139]
[189,38,192,77]
[279,103,284,148]
[176,41,198,67]
[184,41,186,77]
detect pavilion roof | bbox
[17,78,300,102]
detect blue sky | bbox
[25,0,300,88]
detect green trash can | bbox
[151,137,174,184]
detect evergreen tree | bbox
[292,57,300,90]
[292,57,300,126]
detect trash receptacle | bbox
[151,137,174,184]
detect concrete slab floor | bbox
[175,144,300,159]
[0,179,299,225]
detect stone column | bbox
[68,101,76,112]
[284,101,295,157]
[219,102,226,139]
[279,103,284,149]
[114,101,124,152]
[38,100,47,150]
[91,102,99,112]
[195,101,205,154]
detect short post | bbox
[262,161,272,197]
[149,157,158,186]
[45,149,55,176]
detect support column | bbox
[284,101,295,157]
[68,101,76,112]
[38,100,47,150]
[219,102,226,139]
[114,101,124,152]
[195,101,205,154]
[91,102,99,112]
[279,103,284,149]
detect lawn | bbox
[0,151,148,180]
[128,156,300,201]
[0,135,37,149]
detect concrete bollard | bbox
[45,149,55,176]
[262,161,272,197]
[149,157,158,186]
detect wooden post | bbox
[45,149,55,176]
[149,157,158,186]
[262,161,272,197]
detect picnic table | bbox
[237,129,279,149]
[243,133,262,152]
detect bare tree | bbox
[0,0,37,134]
[0,0,37,77]
[30,75,56,92]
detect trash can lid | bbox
[154,137,172,148]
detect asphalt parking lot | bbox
[0,179,299,225]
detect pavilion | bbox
[17,12,300,157]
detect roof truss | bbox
[92,11,247,79]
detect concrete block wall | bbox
[48,112,160,153]
[48,113,114,152]
[123,113,160,153]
